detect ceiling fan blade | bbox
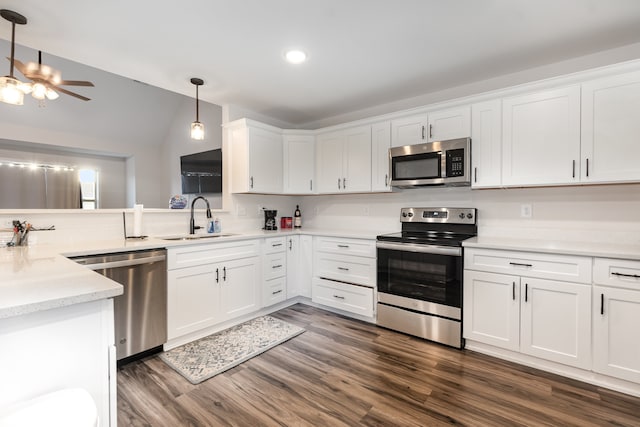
[55,86,91,101]
[59,80,95,87]
[6,57,28,76]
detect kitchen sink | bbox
[159,233,236,241]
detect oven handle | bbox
[376,241,462,257]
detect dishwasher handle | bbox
[76,255,166,271]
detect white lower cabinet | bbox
[167,240,260,341]
[312,236,376,319]
[262,237,287,307]
[464,248,592,370]
[592,258,640,383]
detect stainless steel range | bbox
[376,207,477,348]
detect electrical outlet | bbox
[520,204,532,218]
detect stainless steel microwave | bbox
[389,138,471,188]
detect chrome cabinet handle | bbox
[385,174,388,187]
[600,293,604,316]
[343,178,346,189]
[337,266,349,271]
[272,264,283,269]
[611,272,640,279]
[572,160,576,178]
[333,295,345,300]
[289,239,292,250]
[421,125,425,140]
[216,268,219,283]
[272,243,283,247]
[509,262,533,268]
[474,167,477,183]
[223,266,226,281]
[429,124,433,139]
[337,244,349,248]
[338,178,341,189]
[273,290,283,295]
[250,176,254,188]
[310,180,313,191]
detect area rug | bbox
[159,315,305,384]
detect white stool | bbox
[0,388,98,427]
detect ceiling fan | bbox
[11,50,95,101]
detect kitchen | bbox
[2,1,640,426]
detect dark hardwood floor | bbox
[118,304,640,426]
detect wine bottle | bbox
[294,205,302,228]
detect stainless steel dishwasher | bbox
[71,249,167,361]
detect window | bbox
[79,169,98,209]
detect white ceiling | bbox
[2,0,640,128]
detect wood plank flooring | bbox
[118,304,640,426]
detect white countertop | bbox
[0,228,379,319]
[463,236,640,260]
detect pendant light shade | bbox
[0,9,30,106]
[190,77,205,140]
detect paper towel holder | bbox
[122,211,148,240]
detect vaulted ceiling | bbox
[2,1,640,128]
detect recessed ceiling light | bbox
[284,50,307,64]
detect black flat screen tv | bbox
[180,149,222,194]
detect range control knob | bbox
[402,212,407,217]
[407,212,414,218]
[459,213,465,219]
[467,213,474,219]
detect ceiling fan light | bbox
[191,121,205,140]
[31,82,47,100]
[45,87,59,100]
[19,81,32,94]
[0,76,25,105]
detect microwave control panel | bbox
[445,149,465,177]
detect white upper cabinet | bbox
[229,120,283,194]
[371,121,392,192]
[391,113,428,147]
[581,70,640,184]
[283,133,315,194]
[471,99,502,188]
[427,106,471,142]
[502,86,581,186]
[316,125,371,193]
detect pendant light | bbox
[0,9,30,105]
[190,77,205,140]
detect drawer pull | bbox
[337,267,350,271]
[272,243,283,247]
[273,290,283,295]
[272,264,283,269]
[509,262,533,268]
[289,239,292,250]
[337,244,350,248]
[611,272,640,279]
[600,293,604,316]
[333,295,345,300]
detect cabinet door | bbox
[471,99,502,188]
[502,86,581,186]
[391,113,428,147]
[371,121,391,192]
[220,257,260,321]
[520,277,591,369]
[581,70,640,183]
[343,125,372,192]
[316,132,344,193]
[298,235,313,298]
[167,264,219,340]
[248,127,283,193]
[286,235,300,299]
[463,271,520,351]
[283,134,315,194]
[593,286,640,383]
[427,106,471,142]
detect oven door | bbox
[376,241,463,318]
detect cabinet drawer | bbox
[264,252,287,280]
[315,252,376,287]
[264,236,286,254]
[312,277,374,317]
[594,258,640,290]
[263,276,286,307]
[464,248,591,284]
[168,240,259,270]
[315,236,376,258]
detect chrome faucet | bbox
[190,196,212,234]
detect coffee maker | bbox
[263,209,277,230]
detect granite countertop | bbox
[0,228,380,319]
[463,236,640,261]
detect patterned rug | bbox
[159,315,305,384]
